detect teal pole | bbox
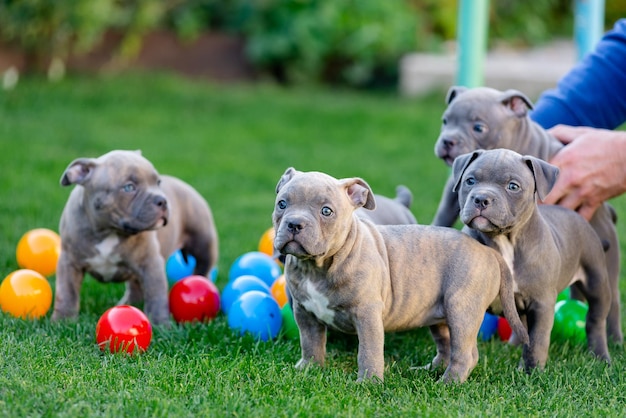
[456,0,490,87]
[574,0,605,60]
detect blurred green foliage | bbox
[1,0,623,86]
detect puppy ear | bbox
[342,178,376,210]
[523,155,559,201]
[276,167,300,193]
[452,151,483,192]
[500,89,534,117]
[446,86,468,104]
[60,158,97,186]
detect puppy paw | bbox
[410,363,434,371]
[295,358,311,370]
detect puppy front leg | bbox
[138,255,170,326]
[355,307,385,382]
[432,176,460,227]
[51,253,84,321]
[293,301,327,369]
[522,301,555,371]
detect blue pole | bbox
[456,0,490,87]
[574,0,605,60]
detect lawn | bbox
[1,73,625,417]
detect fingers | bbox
[578,203,600,222]
[548,125,596,145]
[543,183,597,221]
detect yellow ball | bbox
[16,228,61,277]
[258,227,275,257]
[0,269,53,319]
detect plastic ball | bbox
[0,269,52,319]
[169,275,221,323]
[497,317,512,341]
[557,287,571,302]
[16,228,61,277]
[478,312,499,341]
[227,290,282,341]
[96,305,152,354]
[551,299,588,344]
[280,303,300,340]
[209,266,218,283]
[165,250,196,284]
[221,275,270,315]
[258,227,275,257]
[228,251,282,287]
[270,274,289,308]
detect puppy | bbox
[52,150,218,325]
[272,167,527,383]
[432,86,622,344]
[453,149,611,370]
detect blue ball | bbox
[221,275,271,314]
[166,250,196,284]
[228,290,283,341]
[228,251,282,287]
[209,266,218,283]
[478,312,499,341]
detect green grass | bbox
[1,73,626,417]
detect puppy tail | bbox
[394,185,413,209]
[497,255,529,345]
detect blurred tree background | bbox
[0,0,623,88]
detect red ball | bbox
[96,305,152,354]
[169,275,221,323]
[497,317,512,341]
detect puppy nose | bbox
[154,195,167,209]
[443,138,456,148]
[287,220,304,234]
[472,194,492,209]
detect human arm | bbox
[531,19,626,130]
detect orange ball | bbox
[16,228,61,277]
[258,227,275,257]
[0,269,53,319]
[270,274,288,308]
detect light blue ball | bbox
[166,250,196,284]
[227,290,282,341]
[221,275,271,314]
[228,251,282,287]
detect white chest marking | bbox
[301,281,336,326]
[493,235,517,291]
[86,234,122,281]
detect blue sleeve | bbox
[530,18,626,130]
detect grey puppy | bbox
[453,149,611,370]
[52,150,218,325]
[357,185,417,225]
[432,86,622,344]
[272,167,528,383]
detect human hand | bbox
[543,125,626,220]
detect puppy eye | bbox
[442,118,447,126]
[122,183,136,193]
[465,177,476,186]
[277,200,287,210]
[507,182,520,191]
[473,123,486,133]
[321,206,333,217]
